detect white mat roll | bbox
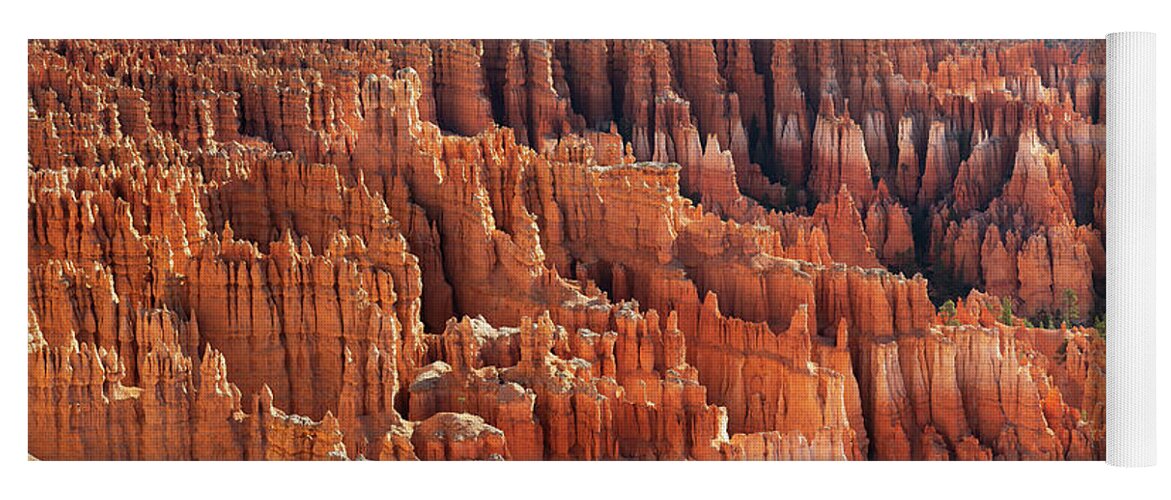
[1106,31,1156,467]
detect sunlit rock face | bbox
[27,39,1104,461]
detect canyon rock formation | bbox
[28,39,1105,460]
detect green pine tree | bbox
[1094,315,1106,338]
[1061,289,1079,326]
[940,300,959,326]
[1036,310,1055,329]
[998,297,1014,326]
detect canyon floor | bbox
[28,39,1105,460]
